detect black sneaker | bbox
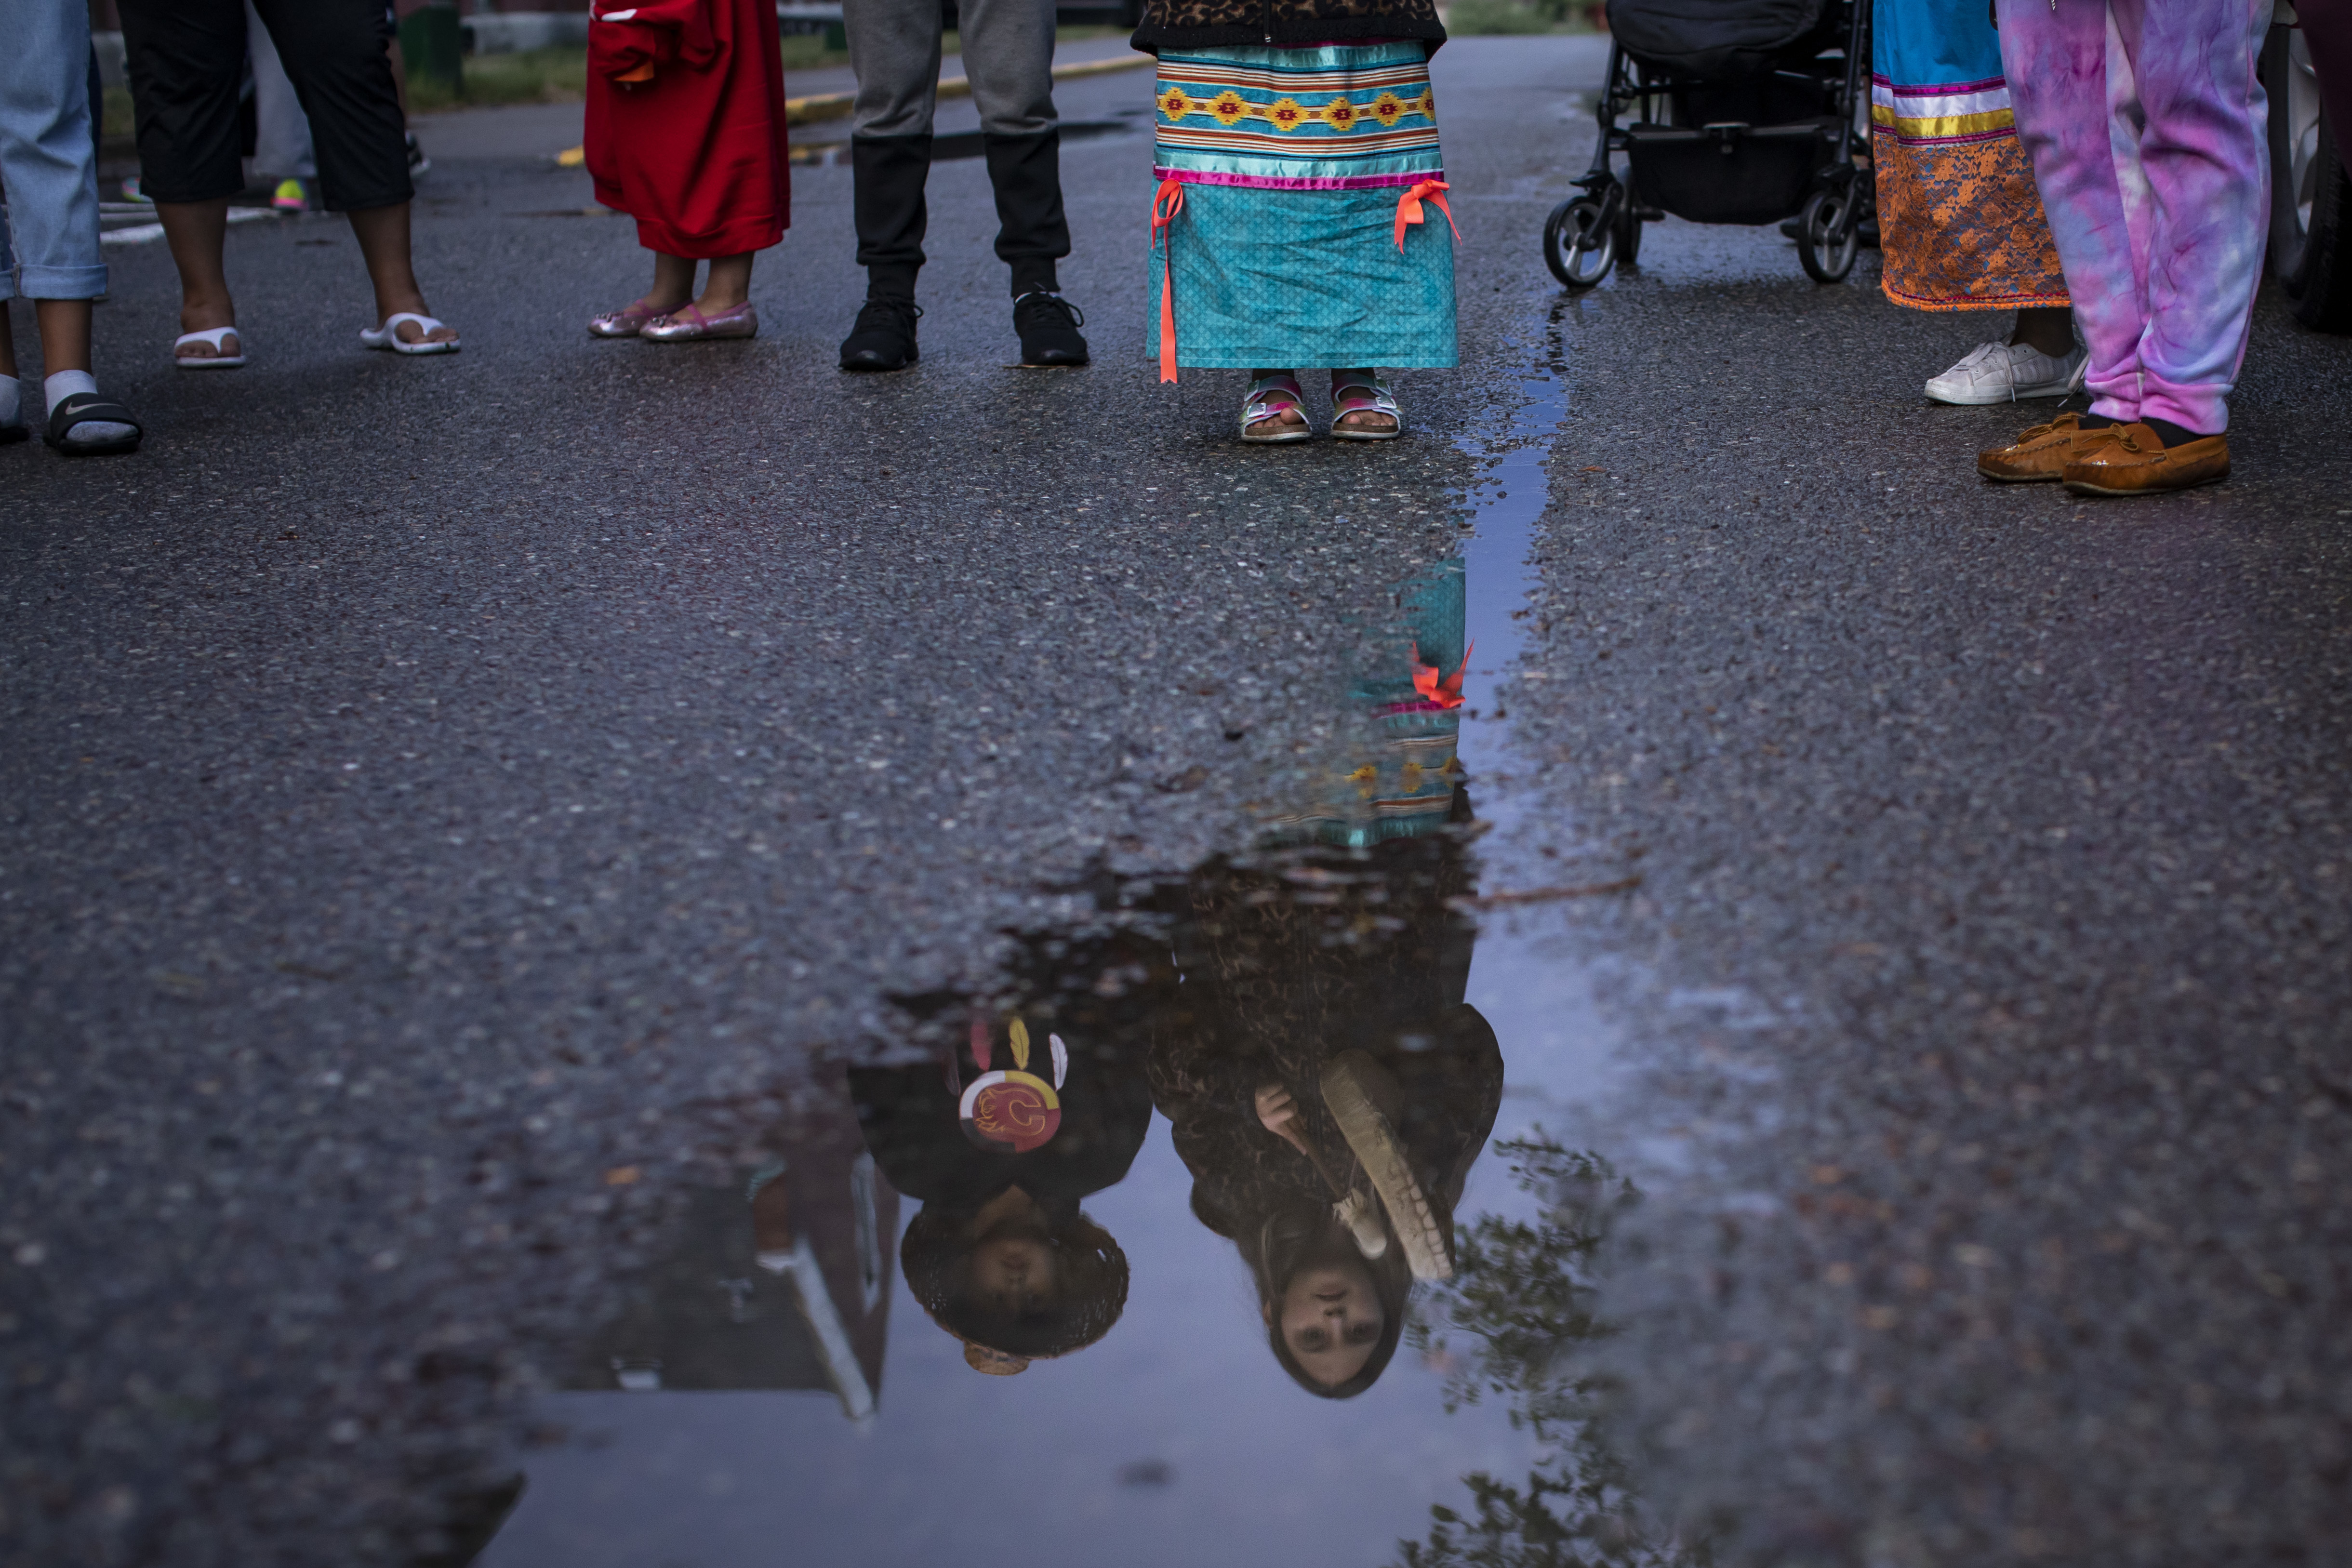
[1012,291,1088,367]
[839,297,921,372]
[405,130,430,178]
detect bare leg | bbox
[1331,366,1396,434]
[0,301,98,378]
[24,296,135,448]
[34,300,94,375]
[2010,306,2075,357]
[644,252,697,312]
[345,202,456,344]
[156,199,239,361]
[1247,366,1307,434]
[696,253,754,311]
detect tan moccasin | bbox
[2060,424,2230,497]
[1976,410,2111,483]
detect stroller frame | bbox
[1542,0,1873,289]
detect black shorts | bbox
[119,0,412,211]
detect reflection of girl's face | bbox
[971,1236,1057,1313]
[1276,1260,1384,1386]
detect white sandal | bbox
[359,312,460,356]
[173,326,245,369]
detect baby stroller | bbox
[1541,0,1872,288]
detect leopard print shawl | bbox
[1131,0,1444,56]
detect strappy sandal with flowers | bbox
[1239,372,1311,444]
[1331,372,1403,440]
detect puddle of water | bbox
[465,351,1670,1568]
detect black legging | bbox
[117,0,409,212]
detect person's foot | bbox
[360,313,460,351]
[587,297,682,338]
[1239,373,1310,443]
[175,299,242,366]
[0,374,27,444]
[42,374,141,457]
[2061,424,2230,497]
[1012,291,1088,366]
[173,327,244,367]
[1330,372,1402,439]
[1977,410,2108,483]
[405,131,431,179]
[640,300,758,341]
[1926,339,2088,405]
[839,297,921,372]
[271,178,309,213]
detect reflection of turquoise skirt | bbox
[1263,558,1466,849]
[1149,42,1459,370]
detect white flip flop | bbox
[360,312,460,356]
[173,326,245,369]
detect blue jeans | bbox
[0,0,107,302]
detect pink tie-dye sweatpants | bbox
[1993,0,2271,434]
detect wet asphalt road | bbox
[6,32,2352,1568]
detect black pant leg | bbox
[851,134,934,299]
[983,129,1069,296]
[251,0,411,212]
[117,0,247,205]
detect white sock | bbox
[45,369,97,415]
[0,373,17,427]
[44,370,136,448]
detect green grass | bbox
[100,85,137,156]
[405,28,1132,113]
[405,44,588,112]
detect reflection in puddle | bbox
[1404,1142,1682,1567]
[476,359,1680,1567]
[571,1077,899,1417]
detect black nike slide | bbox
[44,393,142,457]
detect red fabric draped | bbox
[585,0,791,258]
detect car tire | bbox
[2264,22,2352,333]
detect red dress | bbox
[585,0,791,258]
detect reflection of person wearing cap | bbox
[849,1016,1153,1376]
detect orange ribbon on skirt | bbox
[1394,180,1460,251]
[1153,176,1187,384]
[1411,640,1472,709]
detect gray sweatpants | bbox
[845,0,1058,138]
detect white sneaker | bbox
[1923,339,2089,405]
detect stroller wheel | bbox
[1796,189,1860,284]
[1543,197,1617,290]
